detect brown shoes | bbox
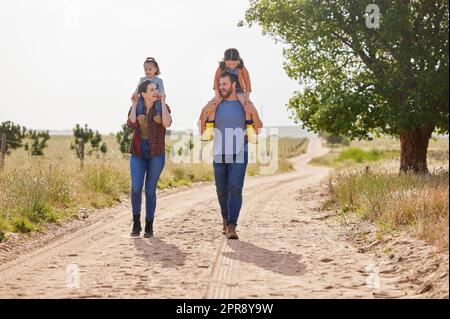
[222,219,228,235]
[221,219,239,239]
[226,224,239,240]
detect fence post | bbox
[0,133,6,171]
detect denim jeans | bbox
[213,151,248,226]
[137,96,162,116]
[130,154,165,219]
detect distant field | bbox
[310,136,449,171]
[0,134,308,239]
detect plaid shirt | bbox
[127,103,171,157]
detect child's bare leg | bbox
[238,94,257,143]
[207,110,216,122]
[201,97,218,141]
[207,97,219,122]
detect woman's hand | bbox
[128,94,139,126]
[159,93,166,104]
[131,94,139,107]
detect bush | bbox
[336,148,383,163]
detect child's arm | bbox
[242,66,252,98]
[131,87,139,100]
[157,77,165,95]
[131,77,144,99]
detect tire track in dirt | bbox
[204,139,330,298]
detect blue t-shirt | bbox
[213,100,248,157]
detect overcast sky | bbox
[0,0,301,134]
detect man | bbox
[199,73,263,239]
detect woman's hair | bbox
[144,57,161,75]
[138,80,156,96]
[219,48,245,70]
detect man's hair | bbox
[220,72,237,85]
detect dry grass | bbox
[0,134,308,239]
[322,136,449,250]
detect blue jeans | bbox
[137,96,162,116]
[130,154,165,219]
[213,151,248,226]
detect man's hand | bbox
[242,93,250,106]
[204,100,218,114]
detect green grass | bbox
[310,147,399,168]
[336,148,384,163]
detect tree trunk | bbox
[80,141,85,169]
[399,123,435,174]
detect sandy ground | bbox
[0,138,448,298]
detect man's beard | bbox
[219,87,233,99]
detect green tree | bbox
[116,124,133,157]
[242,0,449,173]
[320,131,350,148]
[70,124,94,168]
[24,130,51,156]
[89,130,107,158]
[0,121,27,155]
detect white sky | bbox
[0,0,300,134]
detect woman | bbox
[127,80,172,238]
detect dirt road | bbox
[0,138,447,298]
